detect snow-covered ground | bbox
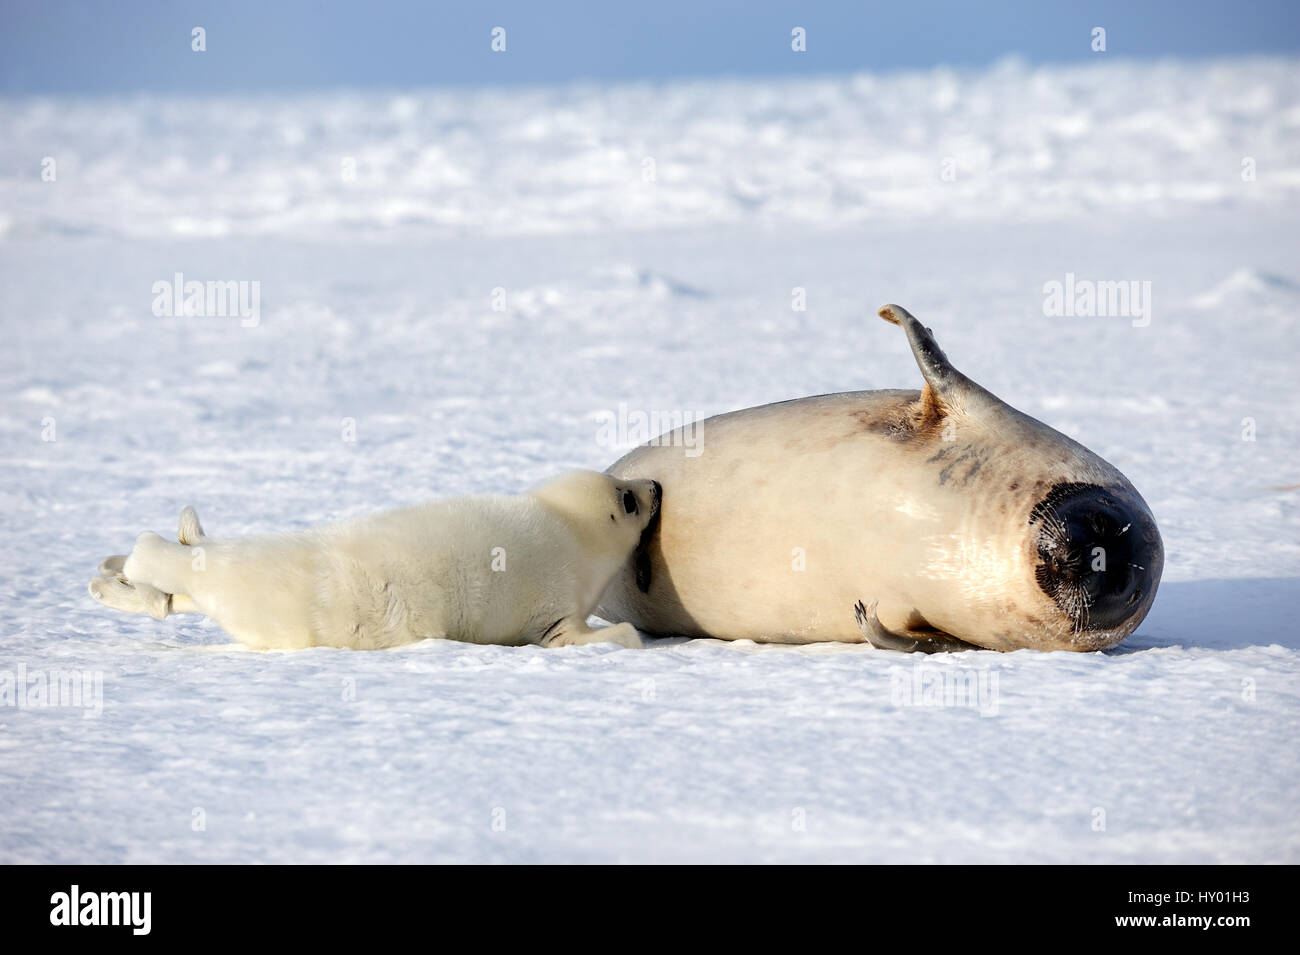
[1,56,1298,863]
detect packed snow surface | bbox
[1,56,1298,862]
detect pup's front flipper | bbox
[853,600,978,653]
[540,617,643,649]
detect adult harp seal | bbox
[600,305,1163,652]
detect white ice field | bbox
[1,55,1298,863]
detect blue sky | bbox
[2,0,1298,94]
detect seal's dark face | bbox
[1030,482,1163,636]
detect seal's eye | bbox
[622,490,638,515]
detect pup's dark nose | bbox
[1032,483,1162,632]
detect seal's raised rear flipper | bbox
[878,305,997,418]
[854,600,979,653]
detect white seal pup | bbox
[89,470,661,650]
[599,305,1163,652]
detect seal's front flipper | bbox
[853,600,978,653]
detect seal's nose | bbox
[1033,483,1162,632]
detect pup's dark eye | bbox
[622,490,638,514]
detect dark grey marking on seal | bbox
[633,488,662,594]
[634,550,652,594]
[936,445,988,486]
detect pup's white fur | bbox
[89,470,659,650]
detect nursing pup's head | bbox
[530,469,662,562]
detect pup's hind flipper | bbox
[178,505,206,546]
[89,574,172,620]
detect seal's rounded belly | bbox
[600,305,1163,653]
